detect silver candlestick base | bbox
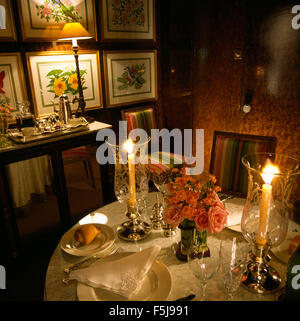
[162,222,177,237]
[117,203,151,241]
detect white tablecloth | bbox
[44,192,294,301]
[6,156,52,208]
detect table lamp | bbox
[57,22,92,121]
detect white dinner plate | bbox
[76,259,171,301]
[60,223,115,256]
[271,220,300,264]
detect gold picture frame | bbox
[26,50,103,118]
[0,0,17,41]
[100,0,155,41]
[18,0,97,41]
[0,53,28,118]
[103,50,157,108]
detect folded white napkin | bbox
[69,245,161,298]
[224,198,246,226]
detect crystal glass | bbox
[106,137,151,241]
[150,167,178,236]
[219,238,250,300]
[187,242,220,301]
[241,152,300,294]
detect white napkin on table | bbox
[69,245,161,298]
[224,197,246,226]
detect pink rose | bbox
[194,205,209,231]
[163,206,184,228]
[208,205,228,234]
[213,194,225,210]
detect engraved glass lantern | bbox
[241,152,300,294]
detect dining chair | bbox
[121,106,184,174]
[62,146,96,189]
[210,131,277,197]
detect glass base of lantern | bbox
[242,258,281,294]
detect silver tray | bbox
[7,123,89,144]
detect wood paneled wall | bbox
[191,0,300,201]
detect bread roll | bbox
[74,224,101,245]
[288,234,300,255]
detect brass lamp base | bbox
[117,203,151,241]
[242,254,281,294]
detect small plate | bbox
[226,224,242,232]
[76,258,171,301]
[60,223,115,257]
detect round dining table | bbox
[44,192,297,301]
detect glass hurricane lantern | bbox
[241,152,300,294]
[106,137,151,242]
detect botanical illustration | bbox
[35,0,82,23]
[111,0,145,27]
[117,64,145,90]
[46,68,87,98]
[0,67,17,111]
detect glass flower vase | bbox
[241,152,300,294]
[176,219,209,262]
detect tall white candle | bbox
[123,139,136,207]
[256,162,279,247]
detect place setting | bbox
[50,146,300,302]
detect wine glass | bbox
[187,242,220,301]
[150,166,179,236]
[219,238,250,300]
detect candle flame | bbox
[261,160,279,185]
[123,139,134,154]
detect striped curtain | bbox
[124,108,156,138]
[211,136,275,195]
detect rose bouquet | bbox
[163,167,229,232]
[162,167,229,260]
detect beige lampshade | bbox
[58,22,92,41]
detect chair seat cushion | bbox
[147,151,184,174]
[62,146,88,160]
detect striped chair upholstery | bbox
[122,107,156,138]
[121,107,184,173]
[210,131,277,196]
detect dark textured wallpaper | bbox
[190,1,300,201]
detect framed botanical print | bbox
[0,0,17,41]
[103,50,157,107]
[100,0,155,41]
[19,0,97,41]
[26,50,103,118]
[0,53,27,116]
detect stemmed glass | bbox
[219,238,250,300]
[187,242,220,301]
[150,167,177,236]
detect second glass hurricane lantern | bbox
[241,152,300,294]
